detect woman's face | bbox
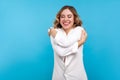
[60,9,74,31]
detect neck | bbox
[64,28,73,35]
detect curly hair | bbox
[53,5,82,28]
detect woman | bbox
[48,5,88,80]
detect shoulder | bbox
[48,27,61,32]
[74,26,84,31]
[54,28,63,33]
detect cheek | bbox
[69,19,74,25]
[60,18,64,24]
[70,18,74,22]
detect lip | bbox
[62,21,70,26]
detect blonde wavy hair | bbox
[53,5,82,28]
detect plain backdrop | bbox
[0,0,120,80]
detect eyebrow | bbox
[61,14,73,16]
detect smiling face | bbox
[54,6,82,32]
[60,9,74,33]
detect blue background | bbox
[0,0,120,80]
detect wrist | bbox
[78,39,85,47]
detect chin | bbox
[63,27,70,30]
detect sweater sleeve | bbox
[50,27,83,56]
[53,27,82,48]
[50,36,78,56]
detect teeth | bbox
[63,22,69,24]
[63,22,69,25]
[62,21,70,26]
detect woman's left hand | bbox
[48,28,57,38]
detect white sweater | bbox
[50,26,88,80]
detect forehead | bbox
[61,9,73,15]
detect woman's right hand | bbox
[78,29,87,47]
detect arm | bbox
[48,27,81,48]
[50,36,78,56]
[54,31,79,48]
[50,29,87,57]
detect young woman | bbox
[48,5,88,80]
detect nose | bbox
[64,16,68,21]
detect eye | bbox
[68,15,72,18]
[60,15,65,18]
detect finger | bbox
[82,30,87,37]
[83,30,87,37]
[48,29,51,36]
[82,30,84,34]
[48,28,52,36]
[81,30,85,36]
